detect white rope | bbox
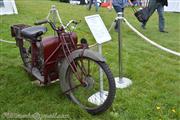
[122,18,180,57]
[0,39,16,44]
[89,43,98,48]
[109,20,116,32]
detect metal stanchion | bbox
[46,5,64,28]
[114,12,132,89]
[88,44,108,105]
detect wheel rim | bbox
[66,57,111,110]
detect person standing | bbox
[112,0,133,31]
[142,0,168,33]
[112,0,133,13]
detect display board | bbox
[85,14,111,44]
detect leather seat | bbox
[21,26,47,39]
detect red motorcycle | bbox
[11,19,115,114]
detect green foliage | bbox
[0,0,180,119]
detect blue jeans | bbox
[112,0,127,12]
[148,0,165,31]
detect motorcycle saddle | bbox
[21,26,47,39]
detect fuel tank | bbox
[42,32,78,61]
[42,36,60,61]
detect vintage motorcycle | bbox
[11,18,115,115]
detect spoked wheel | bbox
[18,39,32,68]
[65,57,116,115]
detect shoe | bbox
[160,30,168,33]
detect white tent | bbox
[0,0,18,15]
[164,0,180,12]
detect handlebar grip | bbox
[34,19,48,25]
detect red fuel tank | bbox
[42,36,60,61]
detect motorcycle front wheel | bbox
[64,57,116,115]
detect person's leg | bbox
[141,0,157,29]
[148,0,157,17]
[113,6,123,13]
[112,0,124,31]
[157,4,166,32]
[112,0,124,13]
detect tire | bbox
[64,57,116,115]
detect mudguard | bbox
[59,49,106,93]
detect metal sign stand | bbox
[85,14,114,105]
[115,12,132,88]
[88,44,108,105]
[85,14,112,105]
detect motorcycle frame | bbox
[34,31,81,84]
[12,24,84,84]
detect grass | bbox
[0,0,180,119]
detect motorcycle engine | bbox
[36,41,44,73]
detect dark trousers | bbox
[148,0,165,31]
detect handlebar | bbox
[34,19,49,25]
[34,19,80,32]
[64,20,81,30]
[34,19,57,31]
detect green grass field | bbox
[0,0,180,119]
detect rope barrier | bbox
[1,17,180,57]
[89,43,98,48]
[122,18,180,57]
[0,39,16,44]
[0,38,99,48]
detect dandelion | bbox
[156,106,161,110]
[172,109,176,113]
